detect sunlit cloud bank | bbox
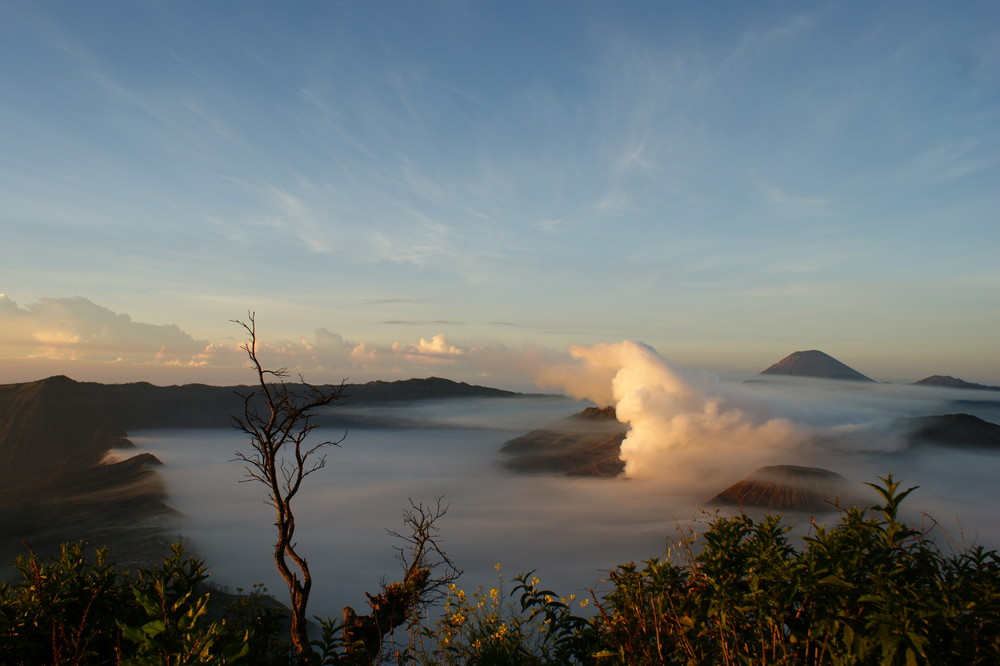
[0,294,559,388]
[0,294,208,363]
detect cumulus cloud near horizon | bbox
[0,294,560,388]
[0,294,209,363]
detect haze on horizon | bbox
[1,1,998,389]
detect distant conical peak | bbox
[759,350,875,382]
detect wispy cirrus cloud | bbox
[896,140,995,184]
[759,186,832,217]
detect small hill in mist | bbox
[707,465,857,512]
[913,375,1000,392]
[501,406,626,477]
[759,350,875,382]
[906,413,1000,450]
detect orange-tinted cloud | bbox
[0,294,560,389]
[0,294,208,363]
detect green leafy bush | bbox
[116,543,248,664]
[220,583,291,665]
[400,564,594,665]
[0,542,250,665]
[594,476,1000,665]
[0,542,135,664]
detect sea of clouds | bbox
[136,342,1000,621]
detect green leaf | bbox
[222,639,251,662]
[818,574,854,588]
[119,624,147,644]
[141,619,166,638]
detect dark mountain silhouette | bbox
[345,376,519,402]
[905,413,1000,450]
[913,375,1000,392]
[501,406,626,477]
[0,374,524,479]
[0,375,521,432]
[708,465,856,512]
[0,376,173,567]
[759,350,875,382]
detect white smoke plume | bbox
[536,341,804,478]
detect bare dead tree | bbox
[231,312,345,659]
[340,498,461,663]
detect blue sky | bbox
[1,1,997,388]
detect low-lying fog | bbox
[138,397,651,620]
[136,344,1000,621]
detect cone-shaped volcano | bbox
[759,350,875,382]
[708,465,855,512]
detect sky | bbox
[1,0,998,389]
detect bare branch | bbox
[229,312,346,659]
[231,313,461,664]
[341,498,462,661]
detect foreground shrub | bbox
[0,542,248,665]
[400,564,594,665]
[594,476,1000,665]
[0,542,134,664]
[399,476,1000,665]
